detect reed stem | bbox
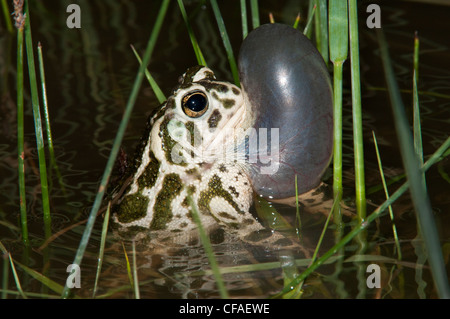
[372,131,402,260]
[348,0,366,220]
[303,4,316,37]
[250,0,259,29]
[329,0,348,225]
[1,0,13,33]
[315,0,329,65]
[413,33,424,168]
[240,0,248,39]
[37,42,66,195]
[15,3,28,246]
[23,0,52,239]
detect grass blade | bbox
[240,0,248,39]
[177,0,207,66]
[1,0,13,33]
[304,2,316,38]
[413,32,423,168]
[250,0,260,29]
[15,0,28,247]
[329,0,348,223]
[411,32,427,298]
[188,194,229,299]
[314,0,329,65]
[122,242,134,292]
[210,0,239,86]
[376,28,450,299]
[8,254,27,299]
[130,44,166,104]
[372,131,402,260]
[132,240,140,299]
[24,0,52,239]
[60,0,170,299]
[14,259,75,297]
[37,42,66,195]
[295,175,302,237]
[348,0,366,220]
[92,202,111,298]
[293,13,300,29]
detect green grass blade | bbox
[413,73,423,167]
[2,252,8,299]
[331,62,344,215]
[1,0,13,33]
[372,131,402,260]
[177,0,207,66]
[15,2,28,247]
[293,13,301,29]
[132,240,140,299]
[240,0,248,39]
[310,198,337,264]
[210,0,239,86]
[188,194,229,299]
[250,0,260,29]
[413,33,423,168]
[329,0,348,64]
[294,175,302,237]
[130,44,166,104]
[14,259,77,297]
[60,0,170,299]
[24,0,52,239]
[377,28,450,299]
[0,242,11,299]
[314,0,329,65]
[8,254,27,299]
[348,0,366,220]
[92,202,111,298]
[329,0,348,223]
[122,242,134,292]
[413,31,420,82]
[37,42,66,195]
[304,2,316,38]
[411,32,428,298]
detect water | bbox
[0,0,449,299]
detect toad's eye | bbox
[182,91,208,118]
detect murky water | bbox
[0,0,449,299]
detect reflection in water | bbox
[0,1,449,299]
